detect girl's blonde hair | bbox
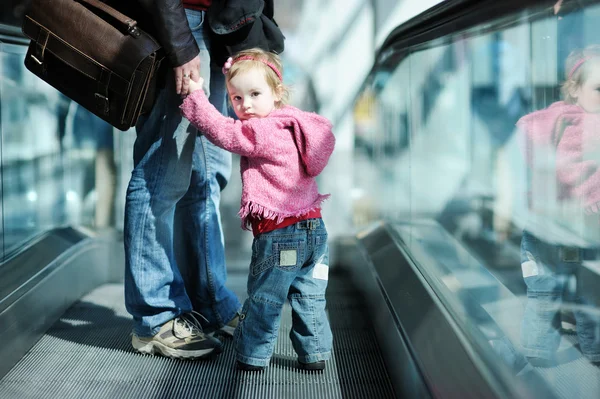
[561,44,600,104]
[226,48,290,107]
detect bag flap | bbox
[22,0,161,82]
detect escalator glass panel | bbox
[354,1,600,398]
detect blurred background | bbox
[0,0,437,260]
[3,1,600,398]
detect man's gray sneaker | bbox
[132,313,223,359]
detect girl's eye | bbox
[252,92,260,97]
[233,96,241,101]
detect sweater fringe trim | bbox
[238,195,330,230]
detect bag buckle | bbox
[32,28,50,66]
[95,69,111,115]
[30,55,43,65]
[126,20,140,37]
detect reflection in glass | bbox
[517,45,600,370]
[0,41,103,258]
[354,2,600,398]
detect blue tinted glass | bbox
[0,40,101,259]
[355,2,600,397]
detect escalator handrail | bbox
[376,0,558,68]
[0,23,28,44]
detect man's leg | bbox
[123,9,223,359]
[175,9,241,329]
[124,67,223,358]
[124,64,197,336]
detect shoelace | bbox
[175,311,210,338]
[190,310,210,325]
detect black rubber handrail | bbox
[378,0,558,61]
[0,228,87,312]
[0,24,27,43]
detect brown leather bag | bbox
[22,0,165,131]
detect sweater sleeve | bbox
[180,90,262,157]
[304,125,335,177]
[555,121,600,208]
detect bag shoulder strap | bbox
[76,0,140,36]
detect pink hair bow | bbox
[222,57,233,75]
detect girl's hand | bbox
[586,202,600,214]
[188,76,204,94]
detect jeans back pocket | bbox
[251,236,305,276]
[273,241,304,272]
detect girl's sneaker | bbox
[209,313,239,338]
[219,313,239,337]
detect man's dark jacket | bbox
[206,0,285,66]
[111,0,284,68]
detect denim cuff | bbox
[236,353,271,367]
[584,352,600,362]
[298,351,331,364]
[521,346,556,360]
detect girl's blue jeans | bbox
[520,230,600,362]
[234,218,333,367]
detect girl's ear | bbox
[274,84,283,103]
[569,84,580,100]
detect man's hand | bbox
[174,55,200,97]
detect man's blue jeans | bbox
[124,9,240,337]
[234,219,333,367]
[520,230,600,362]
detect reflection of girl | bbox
[516,45,600,364]
[519,46,600,213]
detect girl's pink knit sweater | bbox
[181,90,336,229]
[517,101,600,209]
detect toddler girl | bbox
[181,48,335,371]
[516,45,600,364]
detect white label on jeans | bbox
[521,260,539,278]
[280,250,297,266]
[313,263,329,280]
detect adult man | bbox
[123,0,241,359]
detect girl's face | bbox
[573,59,600,113]
[227,68,280,120]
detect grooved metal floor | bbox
[0,270,395,398]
